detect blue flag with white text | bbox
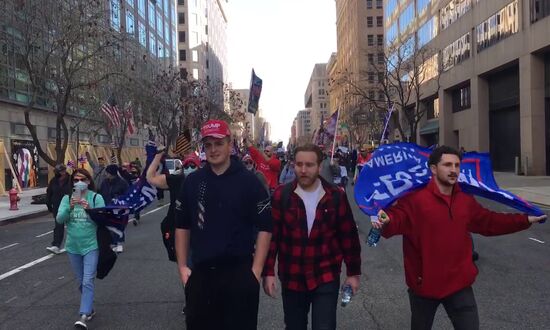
[354,143,544,217]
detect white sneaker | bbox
[113,244,123,253]
[74,315,88,329]
[46,246,61,254]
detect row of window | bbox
[476,0,518,53]
[366,0,383,10]
[531,0,550,22]
[440,0,472,31]
[368,90,386,101]
[367,71,385,84]
[368,53,385,65]
[442,32,471,71]
[367,34,384,46]
[367,16,383,28]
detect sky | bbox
[227,0,337,143]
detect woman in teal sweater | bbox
[56,168,105,329]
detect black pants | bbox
[51,216,64,247]
[281,280,340,330]
[185,259,259,330]
[408,286,479,330]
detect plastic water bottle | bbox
[341,284,353,307]
[367,215,382,247]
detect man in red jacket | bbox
[246,140,281,191]
[263,144,361,330]
[374,146,546,330]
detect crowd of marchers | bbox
[44,118,546,330]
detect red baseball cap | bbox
[183,155,200,167]
[200,120,231,139]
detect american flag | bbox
[101,98,121,128]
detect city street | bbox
[1,192,549,330]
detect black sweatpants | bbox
[281,280,340,330]
[185,259,260,330]
[408,286,479,330]
[51,216,64,247]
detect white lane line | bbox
[5,296,17,304]
[528,238,545,244]
[0,249,66,281]
[129,204,169,222]
[0,243,19,251]
[35,230,53,238]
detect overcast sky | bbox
[227,0,337,143]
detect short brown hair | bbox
[294,144,323,165]
[71,168,96,192]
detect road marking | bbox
[5,296,17,304]
[0,249,66,281]
[0,204,167,281]
[129,204,169,223]
[0,243,19,251]
[528,238,545,244]
[35,230,53,238]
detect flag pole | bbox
[379,104,394,145]
[330,108,340,162]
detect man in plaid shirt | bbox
[263,144,361,330]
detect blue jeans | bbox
[67,249,99,315]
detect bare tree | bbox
[331,39,441,144]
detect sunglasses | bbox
[73,178,87,183]
[184,164,197,169]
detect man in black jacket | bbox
[45,164,71,254]
[175,120,273,330]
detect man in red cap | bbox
[245,137,281,192]
[175,119,273,330]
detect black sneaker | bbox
[182,304,186,315]
[74,315,87,329]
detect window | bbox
[417,0,431,16]
[367,0,373,9]
[369,90,375,99]
[110,0,120,31]
[139,22,146,46]
[385,0,398,20]
[367,17,373,28]
[368,72,374,83]
[126,0,133,7]
[149,32,156,56]
[418,16,438,48]
[126,10,135,35]
[149,3,156,28]
[378,91,385,101]
[191,31,199,46]
[178,0,185,4]
[367,34,374,46]
[377,53,384,64]
[192,13,198,25]
[368,53,374,64]
[477,0,519,53]
[179,31,186,42]
[130,138,140,146]
[387,22,398,44]
[158,44,164,58]
[452,84,471,112]
[378,72,384,83]
[179,49,186,61]
[399,3,414,33]
[442,32,471,71]
[157,12,163,38]
[12,123,30,136]
[376,0,383,8]
[192,49,198,62]
[427,98,440,119]
[440,0,472,30]
[192,68,199,79]
[531,0,550,22]
[138,0,145,17]
[376,16,383,27]
[178,13,185,24]
[377,34,384,46]
[98,135,111,143]
[165,22,170,43]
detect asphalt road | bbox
[0,192,549,330]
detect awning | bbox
[419,120,439,135]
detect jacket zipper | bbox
[448,189,454,220]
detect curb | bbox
[0,210,50,226]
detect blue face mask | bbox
[184,167,197,176]
[73,180,88,191]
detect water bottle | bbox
[341,284,353,307]
[367,215,381,247]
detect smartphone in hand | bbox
[72,187,82,202]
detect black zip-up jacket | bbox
[175,156,273,265]
[46,175,71,217]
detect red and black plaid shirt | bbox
[263,179,361,291]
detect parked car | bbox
[165,158,183,175]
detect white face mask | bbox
[74,180,88,191]
[245,164,254,171]
[184,167,197,176]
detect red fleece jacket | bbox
[383,178,530,299]
[248,146,281,189]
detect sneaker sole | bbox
[74,321,87,329]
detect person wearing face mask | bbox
[242,154,269,194]
[45,164,72,254]
[56,168,105,329]
[183,155,200,176]
[99,165,129,252]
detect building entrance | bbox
[489,107,520,172]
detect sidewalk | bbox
[493,172,550,207]
[0,187,49,224]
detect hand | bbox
[262,275,277,298]
[252,266,262,283]
[79,200,90,209]
[528,215,547,223]
[179,265,192,286]
[70,198,78,209]
[343,275,360,295]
